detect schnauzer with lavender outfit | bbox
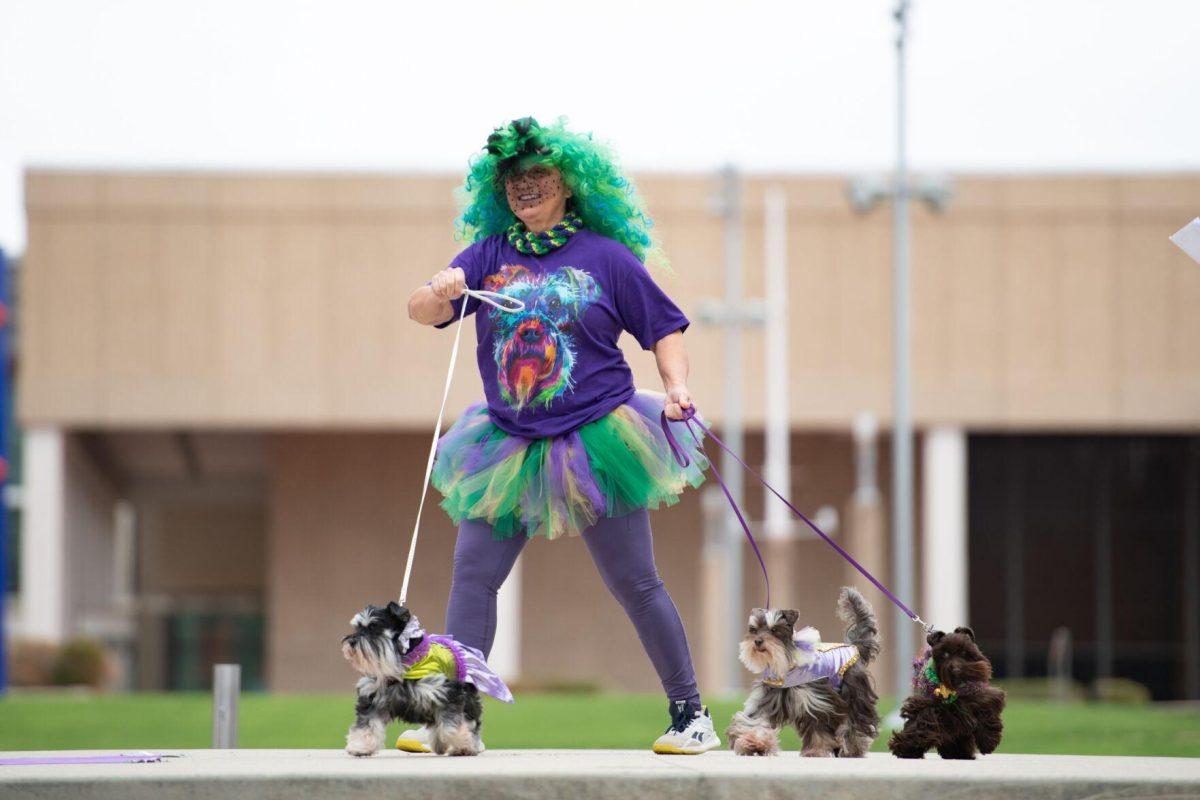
[727,587,882,757]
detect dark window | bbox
[969,435,1199,700]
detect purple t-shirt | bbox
[435,229,690,439]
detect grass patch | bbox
[1,692,1198,756]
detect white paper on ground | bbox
[1169,217,1200,264]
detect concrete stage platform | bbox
[2,749,1199,799]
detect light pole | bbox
[848,2,953,709]
[891,0,916,714]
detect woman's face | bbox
[504,164,571,233]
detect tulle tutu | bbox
[431,390,709,540]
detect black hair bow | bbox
[486,117,550,177]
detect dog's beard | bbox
[939,656,992,690]
[342,641,369,674]
[738,636,793,676]
[342,637,405,679]
[509,355,551,406]
[496,333,562,410]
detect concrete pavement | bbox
[2,749,1199,799]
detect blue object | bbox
[0,247,9,694]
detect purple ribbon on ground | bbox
[660,405,923,625]
[0,753,164,766]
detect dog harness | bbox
[399,632,514,704]
[760,627,861,691]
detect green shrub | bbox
[994,677,1087,702]
[1090,678,1152,704]
[50,639,111,689]
[8,639,60,686]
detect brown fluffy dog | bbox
[888,627,1006,759]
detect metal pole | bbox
[891,0,916,707]
[1095,450,1113,680]
[721,165,746,694]
[1005,440,1025,678]
[212,664,240,749]
[764,187,791,545]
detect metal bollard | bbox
[1048,627,1073,703]
[212,664,241,749]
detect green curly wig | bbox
[455,117,661,264]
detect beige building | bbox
[8,170,1200,699]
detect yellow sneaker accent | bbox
[652,703,720,754]
[395,735,431,753]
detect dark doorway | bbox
[969,435,1200,700]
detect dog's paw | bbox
[432,723,480,757]
[729,726,780,756]
[443,744,481,757]
[345,726,383,757]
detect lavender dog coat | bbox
[760,626,862,691]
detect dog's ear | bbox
[560,267,601,307]
[483,263,533,292]
[953,626,976,642]
[927,630,946,647]
[780,609,800,628]
[749,609,766,624]
[385,601,409,625]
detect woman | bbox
[405,117,717,754]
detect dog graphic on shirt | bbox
[483,264,601,411]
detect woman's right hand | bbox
[430,267,467,300]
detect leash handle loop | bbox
[399,288,524,606]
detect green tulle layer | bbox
[431,390,709,540]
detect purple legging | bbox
[445,507,701,708]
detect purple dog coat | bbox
[760,626,862,691]
[397,618,514,704]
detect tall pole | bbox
[891,0,916,706]
[721,165,746,694]
[764,186,790,546]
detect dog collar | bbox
[506,212,583,255]
[927,664,958,705]
[914,657,956,704]
[400,636,431,668]
[912,655,991,705]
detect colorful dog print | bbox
[482,264,601,411]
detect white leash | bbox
[398,287,524,606]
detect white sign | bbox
[1169,217,1200,264]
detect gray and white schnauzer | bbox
[342,602,484,757]
[727,586,881,757]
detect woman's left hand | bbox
[664,385,693,420]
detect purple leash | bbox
[0,753,165,766]
[661,405,931,631]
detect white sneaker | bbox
[396,725,486,754]
[652,701,720,755]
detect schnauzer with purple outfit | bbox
[405,117,719,755]
[727,587,882,758]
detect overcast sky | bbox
[1,0,1197,253]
